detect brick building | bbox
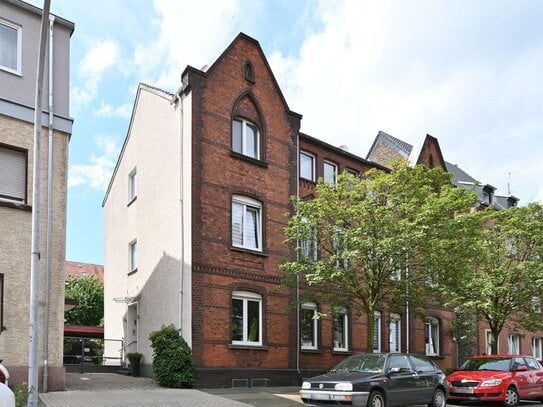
[0,0,73,390]
[104,33,458,387]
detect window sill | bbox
[127,196,137,207]
[229,344,268,351]
[0,199,31,211]
[230,151,268,168]
[231,246,268,257]
[128,268,138,276]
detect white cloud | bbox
[93,102,133,119]
[269,0,543,204]
[71,40,120,106]
[68,134,120,191]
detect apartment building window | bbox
[129,240,138,273]
[425,317,440,356]
[373,311,382,353]
[232,195,262,251]
[300,151,315,181]
[532,296,541,314]
[532,337,542,360]
[333,227,348,268]
[0,19,21,74]
[301,302,318,350]
[0,145,27,202]
[128,168,137,203]
[508,334,520,354]
[333,310,348,351]
[323,161,337,184]
[389,313,401,353]
[486,329,499,354]
[232,118,260,159]
[231,291,262,346]
[300,218,317,261]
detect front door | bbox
[126,303,138,355]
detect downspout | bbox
[296,133,301,379]
[43,13,55,394]
[173,90,184,336]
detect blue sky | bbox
[28,0,543,265]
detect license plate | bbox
[452,387,475,394]
[308,392,331,401]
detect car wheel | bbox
[503,386,519,407]
[367,390,386,407]
[427,388,446,407]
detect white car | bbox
[0,382,15,407]
[0,361,8,385]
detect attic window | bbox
[244,61,255,83]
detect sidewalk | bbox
[38,373,302,407]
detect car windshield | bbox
[460,357,512,372]
[332,354,386,373]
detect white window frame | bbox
[425,317,440,356]
[0,145,26,203]
[300,217,317,261]
[533,337,542,360]
[232,118,260,159]
[389,313,401,353]
[486,329,499,354]
[323,160,337,184]
[508,334,520,354]
[231,291,262,346]
[129,240,138,272]
[373,311,382,353]
[128,167,137,202]
[333,309,348,351]
[533,296,542,314]
[300,151,315,181]
[301,302,318,350]
[232,195,262,251]
[0,18,22,75]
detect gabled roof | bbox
[66,261,104,283]
[366,131,413,162]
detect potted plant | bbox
[126,352,143,377]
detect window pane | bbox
[245,207,258,248]
[324,162,336,183]
[245,123,258,158]
[301,308,315,347]
[0,146,26,201]
[130,241,138,270]
[390,318,400,352]
[231,299,243,341]
[232,202,243,246]
[247,300,260,342]
[232,120,242,153]
[0,23,18,70]
[333,314,346,349]
[373,313,381,351]
[300,152,314,180]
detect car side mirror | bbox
[387,367,401,375]
[515,365,528,372]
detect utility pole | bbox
[28,1,51,406]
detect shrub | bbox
[127,352,143,365]
[149,324,194,387]
[13,383,30,407]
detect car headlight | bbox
[302,382,311,390]
[335,382,353,391]
[481,378,502,387]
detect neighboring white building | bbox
[0,0,74,390]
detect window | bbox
[389,313,401,353]
[244,61,255,82]
[333,310,348,351]
[300,151,315,181]
[373,311,382,353]
[129,240,138,272]
[128,168,137,202]
[323,161,337,184]
[232,118,259,159]
[232,195,262,251]
[533,297,541,314]
[425,317,440,356]
[0,19,21,74]
[486,329,499,354]
[508,334,520,354]
[333,227,348,268]
[533,337,542,360]
[231,291,262,346]
[300,218,317,261]
[0,145,26,202]
[301,302,318,350]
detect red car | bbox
[448,354,543,407]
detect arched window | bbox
[244,61,255,82]
[232,118,260,160]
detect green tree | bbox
[443,203,543,354]
[64,275,104,326]
[282,161,477,350]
